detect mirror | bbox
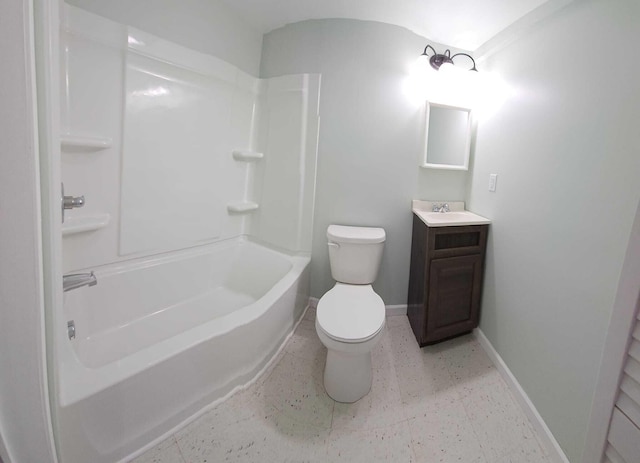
[421,102,472,170]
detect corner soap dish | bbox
[232,150,263,162]
[227,201,259,213]
[62,214,111,236]
[61,134,112,152]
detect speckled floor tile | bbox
[408,398,487,463]
[388,323,459,420]
[132,313,554,463]
[460,374,546,461]
[442,334,496,384]
[175,387,278,444]
[495,447,550,463]
[130,437,185,463]
[385,314,409,328]
[332,328,405,431]
[177,409,329,463]
[284,318,325,361]
[259,352,335,429]
[326,421,415,463]
[442,336,505,404]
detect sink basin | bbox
[412,200,491,227]
[418,211,491,227]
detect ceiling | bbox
[220,0,552,51]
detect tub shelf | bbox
[227,201,259,213]
[61,134,112,152]
[232,150,263,162]
[62,214,111,236]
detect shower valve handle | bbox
[63,195,85,209]
[61,182,85,223]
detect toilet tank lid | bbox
[327,225,386,244]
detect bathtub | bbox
[55,238,310,463]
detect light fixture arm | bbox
[420,45,478,72]
[421,45,437,57]
[450,52,478,72]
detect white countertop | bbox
[412,200,491,227]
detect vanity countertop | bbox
[412,200,491,227]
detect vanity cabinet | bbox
[407,213,488,346]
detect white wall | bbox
[252,74,320,254]
[60,6,319,271]
[261,19,469,303]
[60,6,259,271]
[467,0,640,460]
[64,0,263,75]
[0,0,57,462]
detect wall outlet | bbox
[489,174,498,192]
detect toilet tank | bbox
[327,225,385,284]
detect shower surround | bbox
[53,5,319,462]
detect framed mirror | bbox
[421,102,472,170]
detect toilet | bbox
[315,225,386,403]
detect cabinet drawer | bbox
[427,225,488,258]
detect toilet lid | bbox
[317,284,386,343]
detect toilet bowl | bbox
[316,283,385,402]
[316,225,386,403]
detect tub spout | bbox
[63,271,97,292]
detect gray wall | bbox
[468,0,640,460]
[65,0,263,75]
[261,19,469,304]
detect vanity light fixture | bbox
[419,45,478,72]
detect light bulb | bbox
[438,62,456,74]
[411,54,432,78]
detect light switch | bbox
[489,174,498,192]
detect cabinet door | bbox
[425,254,483,343]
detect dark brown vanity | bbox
[407,203,489,346]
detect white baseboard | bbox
[474,329,570,463]
[308,298,407,316]
[385,304,407,316]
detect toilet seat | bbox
[316,283,385,343]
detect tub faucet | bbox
[63,272,97,292]
[432,203,450,213]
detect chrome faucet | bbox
[63,272,97,292]
[67,320,76,339]
[432,203,450,213]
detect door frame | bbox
[0,0,59,461]
[582,199,640,463]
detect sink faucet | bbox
[63,272,97,292]
[432,203,450,213]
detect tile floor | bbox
[132,309,551,462]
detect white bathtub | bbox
[55,238,310,463]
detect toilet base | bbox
[323,349,372,403]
